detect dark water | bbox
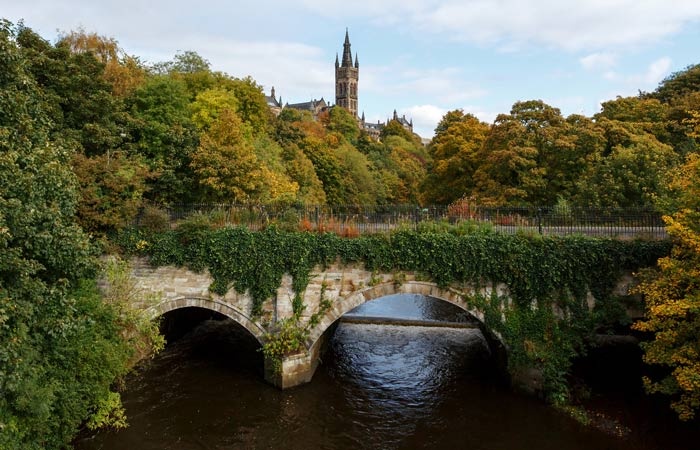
[75,295,697,450]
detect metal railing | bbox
[137,204,668,240]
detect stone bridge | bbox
[130,257,633,389]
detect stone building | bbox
[286,98,328,116]
[265,86,283,116]
[270,29,415,138]
[335,29,359,117]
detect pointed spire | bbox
[271,86,276,98]
[341,28,353,67]
[361,111,365,122]
[354,52,359,68]
[335,53,339,67]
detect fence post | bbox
[537,208,543,235]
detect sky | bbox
[3,0,700,137]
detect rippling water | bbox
[75,295,696,450]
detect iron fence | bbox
[138,203,668,239]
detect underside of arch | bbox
[146,297,266,345]
[306,280,500,353]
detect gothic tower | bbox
[335,29,359,117]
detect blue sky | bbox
[4,0,700,137]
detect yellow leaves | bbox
[682,110,700,138]
[190,87,239,130]
[259,166,299,204]
[633,162,700,420]
[650,299,693,318]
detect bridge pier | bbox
[264,352,319,389]
[263,323,334,389]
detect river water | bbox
[75,295,697,450]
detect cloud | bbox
[401,104,447,137]
[580,53,617,71]
[399,104,498,137]
[300,0,700,51]
[595,57,673,102]
[178,37,333,102]
[362,64,487,105]
[642,57,673,84]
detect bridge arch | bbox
[145,296,266,345]
[306,280,503,354]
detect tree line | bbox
[7,22,700,233]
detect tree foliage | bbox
[0,20,153,449]
[633,153,700,420]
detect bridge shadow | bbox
[158,306,264,375]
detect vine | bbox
[260,281,333,373]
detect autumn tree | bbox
[651,64,700,104]
[633,153,700,421]
[58,28,147,97]
[72,152,151,234]
[422,110,489,204]
[190,109,263,202]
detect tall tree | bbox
[128,75,199,203]
[16,25,127,156]
[422,110,489,204]
[0,20,135,449]
[190,109,263,203]
[633,153,700,421]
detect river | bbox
[74,295,698,450]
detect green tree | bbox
[280,143,327,204]
[380,118,420,144]
[16,25,127,157]
[223,76,272,135]
[190,86,239,130]
[327,106,361,144]
[575,123,677,207]
[128,74,199,203]
[154,50,216,99]
[0,20,140,449]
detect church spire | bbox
[354,52,359,68]
[342,28,353,67]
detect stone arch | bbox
[306,280,502,354]
[145,296,266,345]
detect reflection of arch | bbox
[306,281,500,353]
[145,297,266,345]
